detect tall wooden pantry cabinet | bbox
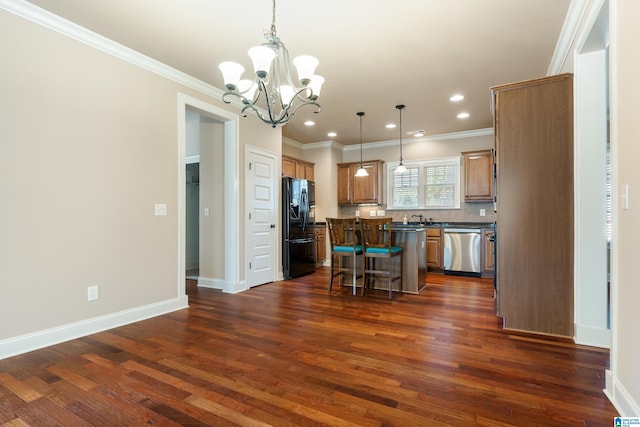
[492,74,574,337]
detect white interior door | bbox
[246,147,278,287]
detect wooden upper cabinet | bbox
[305,163,314,182]
[282,156,296,178]
[337,163,353,205]
[282,155,314,180]
[337,160,384,205]
[462,149,494,202]
[295,162,306,180]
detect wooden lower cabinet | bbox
[315,225,326,266]
[482,229,495,277]
[426,227,443,270]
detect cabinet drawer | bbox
[427,228,441,237]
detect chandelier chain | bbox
[268,0,277,38]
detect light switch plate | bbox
[155,203,167,216]
[622,184,629,210]
[377,210,385,216]
[369,210,376,216]
[480,209,486,216]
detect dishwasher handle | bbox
[444,228,482,234]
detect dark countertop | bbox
[392,221,495,229]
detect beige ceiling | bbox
[25,0,572,145]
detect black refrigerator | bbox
[282,177,316,279]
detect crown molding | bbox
[343,127,494,151]
[285,128,493,152]
[283,137,345,152]
[0,0,231,102]
[548,0,593,74]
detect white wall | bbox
[607,0,640,416]
[198,116,225,286]
[0,3,279,358]
[574,49,609,348]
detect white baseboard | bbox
[574,323,610,348]
[0,297,188,360]
[197,276,247,294]
[604,369,640,417]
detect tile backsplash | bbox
[339,201,496,223]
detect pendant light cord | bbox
[359,112,364,167]
[397,104,405,164]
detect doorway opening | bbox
[178,93,240,296]
[185,161,199,279]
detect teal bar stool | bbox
[360,217,403,299]
[327,217,363,295]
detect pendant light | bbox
[355,112,369,177]
[394,104,407,174]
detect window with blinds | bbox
[425,163,457,207]
[387,157,460,209]
[392,166,419,208]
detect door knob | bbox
[270,224,276,228]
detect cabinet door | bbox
[463,149,494,202]
[352,161,379,204]
[305,163,314,181]
[337,164,353,205]
[482,230,495,271]
[426,228,442,269]
[295,161,306,179]
[282,157,296,177]
[316,226,326,265]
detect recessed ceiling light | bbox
[304,120,315,126]
[450,94,464,102]
[407,130,425,137]
[457,112,470,119]
[327,132,337,137]
[386,123,396,129]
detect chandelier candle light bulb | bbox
[219,0,324,127]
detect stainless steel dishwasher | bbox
[443,228,482,275]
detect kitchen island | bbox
[335,222,428,294]
[388,225,428,294]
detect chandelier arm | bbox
[287,99,321,118]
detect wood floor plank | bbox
[0,269,618,426]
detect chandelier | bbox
[218,0,324,128]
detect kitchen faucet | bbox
[411,214,424,224]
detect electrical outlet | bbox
[369,210,376,216]
[87,285,99,301]
[377,210,385,216]
[480,209,486,216]
[355,210,360,217]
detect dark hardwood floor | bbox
[0,269,618,426]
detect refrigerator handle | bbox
[300,188,308,232]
